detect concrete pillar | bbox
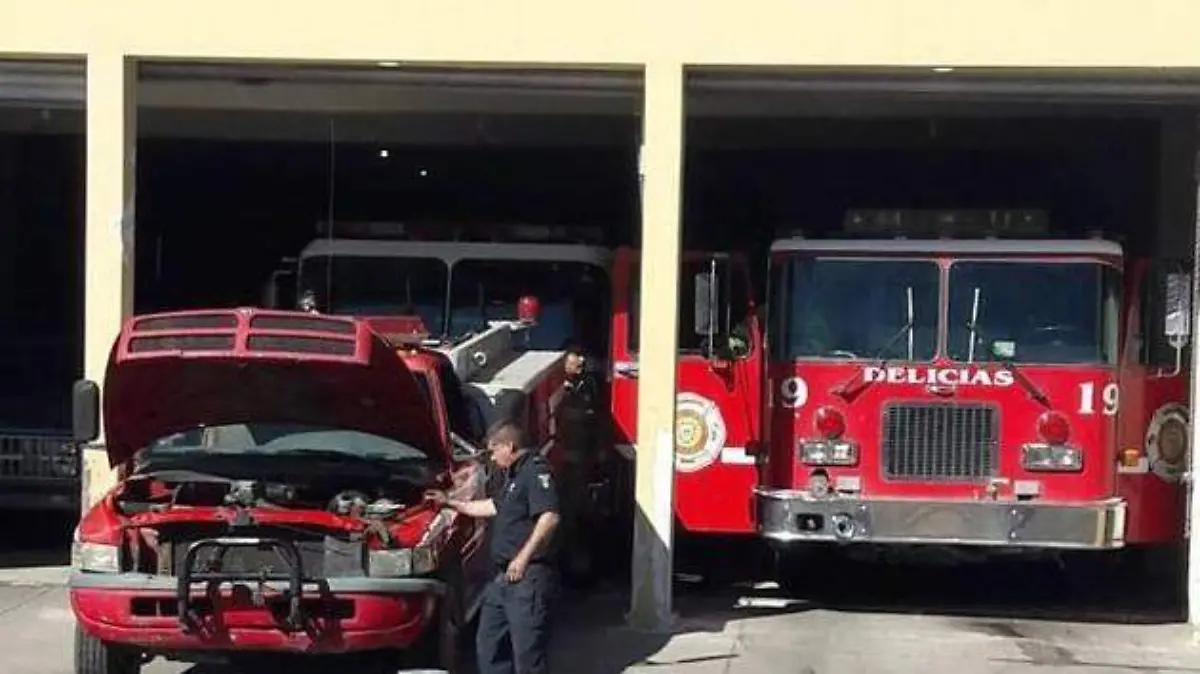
[80,52,136,513]
[627,60,684,632]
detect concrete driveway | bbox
[2,562,1199,674]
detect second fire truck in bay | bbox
[754,210,1191,591]
[608,246,763,537]
[263,223,765,578]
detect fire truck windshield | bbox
[448,259,608,351]
[769,257,940,361]
[947,260,1121,365]
[298,255,448,332]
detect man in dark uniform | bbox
[555,343,601,582]
[424,419,561,674]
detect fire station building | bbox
[6,0,1200,631]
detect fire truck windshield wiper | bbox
[833,287,916,398]
[832,319,913,397]
[964,320,1051,407]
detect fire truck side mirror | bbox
[1164,272,1192,342]
[263,261,297,309]
[693,270,717,337]
[72,379,100,444]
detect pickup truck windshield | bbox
[144,423,431,462]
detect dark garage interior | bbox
[0,66,1188,439]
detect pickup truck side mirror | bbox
[72,379,100,443]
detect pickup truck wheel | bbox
[407,583,462,674]
[74,624,141,674]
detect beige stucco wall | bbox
[13,0,1200,628]
[2,1,1200,67]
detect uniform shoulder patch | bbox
[537,472,553,490]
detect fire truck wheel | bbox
[772,546,838,598]
[562,543,597,589]
[74,624,141,674]
[1058,548,1178,607]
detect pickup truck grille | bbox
[167,527,365,578]
[881,402,998,481]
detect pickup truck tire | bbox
[74,624,141,674]
[407,578,463,674]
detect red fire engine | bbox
[264,224,765,573]
[607,247,763,538]
[754,210,1191,588]
[264,221,613,355]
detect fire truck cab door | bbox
[612,251,762,534]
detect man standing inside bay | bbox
[424,419,561,674]
[556,343,602,584]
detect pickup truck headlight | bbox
[71,533,120,573]
[368,547,436,577]
[1022,443,1083,472]
[799,440,859,466]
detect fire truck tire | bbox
[1109,544,1185,611]
[772,546,838,598]
[1059,546,1183,610]
[74,624,141,674]
[562,540,598,589]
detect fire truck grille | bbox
[881,402,998,481]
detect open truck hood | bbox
[101,308,444,467]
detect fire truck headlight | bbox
[799,440,858,466]
[1021,443,1083,472]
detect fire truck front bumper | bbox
[754,488,1127,550]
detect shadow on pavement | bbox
[539,578,808,674]
[772,549,1186,626]
[147,528,1191,673]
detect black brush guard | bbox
[177,537,310,633]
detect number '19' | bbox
[1078,381,1119,416]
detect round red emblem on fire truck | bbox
[1145,402,1190,483]
[674,392,727,473]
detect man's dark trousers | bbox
[476,562,558,674]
